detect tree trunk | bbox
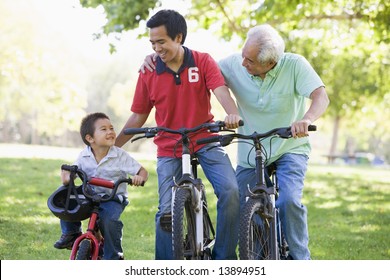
[328,115,340,164]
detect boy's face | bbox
[86,118,116,148]
[149,25,182,64]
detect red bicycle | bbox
[48,164,135,260]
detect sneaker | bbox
[53,232,81,249]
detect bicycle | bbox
[197,125,316,260]
[47,164,135,260]
[124,121,241,260]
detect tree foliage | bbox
[79,0,389,159]
[0,0,87,144]
[1,0,388,161]
[79,0,162,35]
[80,0,388,43]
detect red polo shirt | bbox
[131,47,225,157]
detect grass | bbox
[304,165,390,259]
[0,157,389,260]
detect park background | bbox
[0,0,389,261]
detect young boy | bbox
[54,112,148,260]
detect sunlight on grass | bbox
[316,201,342,209]
[3,196,24,205]
[17,215,54,225]
[45,216,62,225]
[343,196,359,202]
[358,224,381,232]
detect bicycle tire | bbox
[172,188,197,260]
[75,239,92,260]
[239,197,277,260]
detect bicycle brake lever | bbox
[145,131,158,138]
[221,128,236,133]
[277,127,292,139]
[220,135,234,146]
[209,127,220,133]
[131,135,146,142]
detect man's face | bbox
[241,40,275,78]
[149,25,182,64]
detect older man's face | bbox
[241,40,276,78]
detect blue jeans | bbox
[236,153,310,260]
[60,199,128,260]
[155,144,239,260]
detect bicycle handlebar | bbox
[61,164,140,202]
[196,125,317,146]
[124,120,244,142]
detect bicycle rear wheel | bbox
[239,197,277,260]
[172,188,197,260]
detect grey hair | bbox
[247,24,285,64]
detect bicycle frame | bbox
[60,165,134,260]
[124,121,235,259]
[197,124,316,260]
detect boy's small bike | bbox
[197,125,316,260]
[47,164,134,260]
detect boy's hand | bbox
[61,170,71,185]
[132,175,145,186]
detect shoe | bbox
[53,232,81,249]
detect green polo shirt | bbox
[219,53,324,167]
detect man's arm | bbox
[213,85,242,129]
[115,113,149,147]
[291,86,329,137]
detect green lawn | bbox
[0,157,389,260]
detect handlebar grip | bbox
[61,164,78,172]
[308,125,317,131]
[196,135,221,145]
[218,120,244,127]
[89,177,115,189]
[124,128,147,135]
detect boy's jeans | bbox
[155,144,239,260]
[236,153,311,260]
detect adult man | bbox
[219,24,329,259]
[115,9,241,260]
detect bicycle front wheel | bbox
[172,188,197,260]
[75,239,92,260]
[239,197,276,260]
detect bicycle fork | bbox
[251,147,280,259]
[70,210,102,260]
[172,142,204,256]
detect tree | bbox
[78,0,390,161]
[0,0,87,145]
